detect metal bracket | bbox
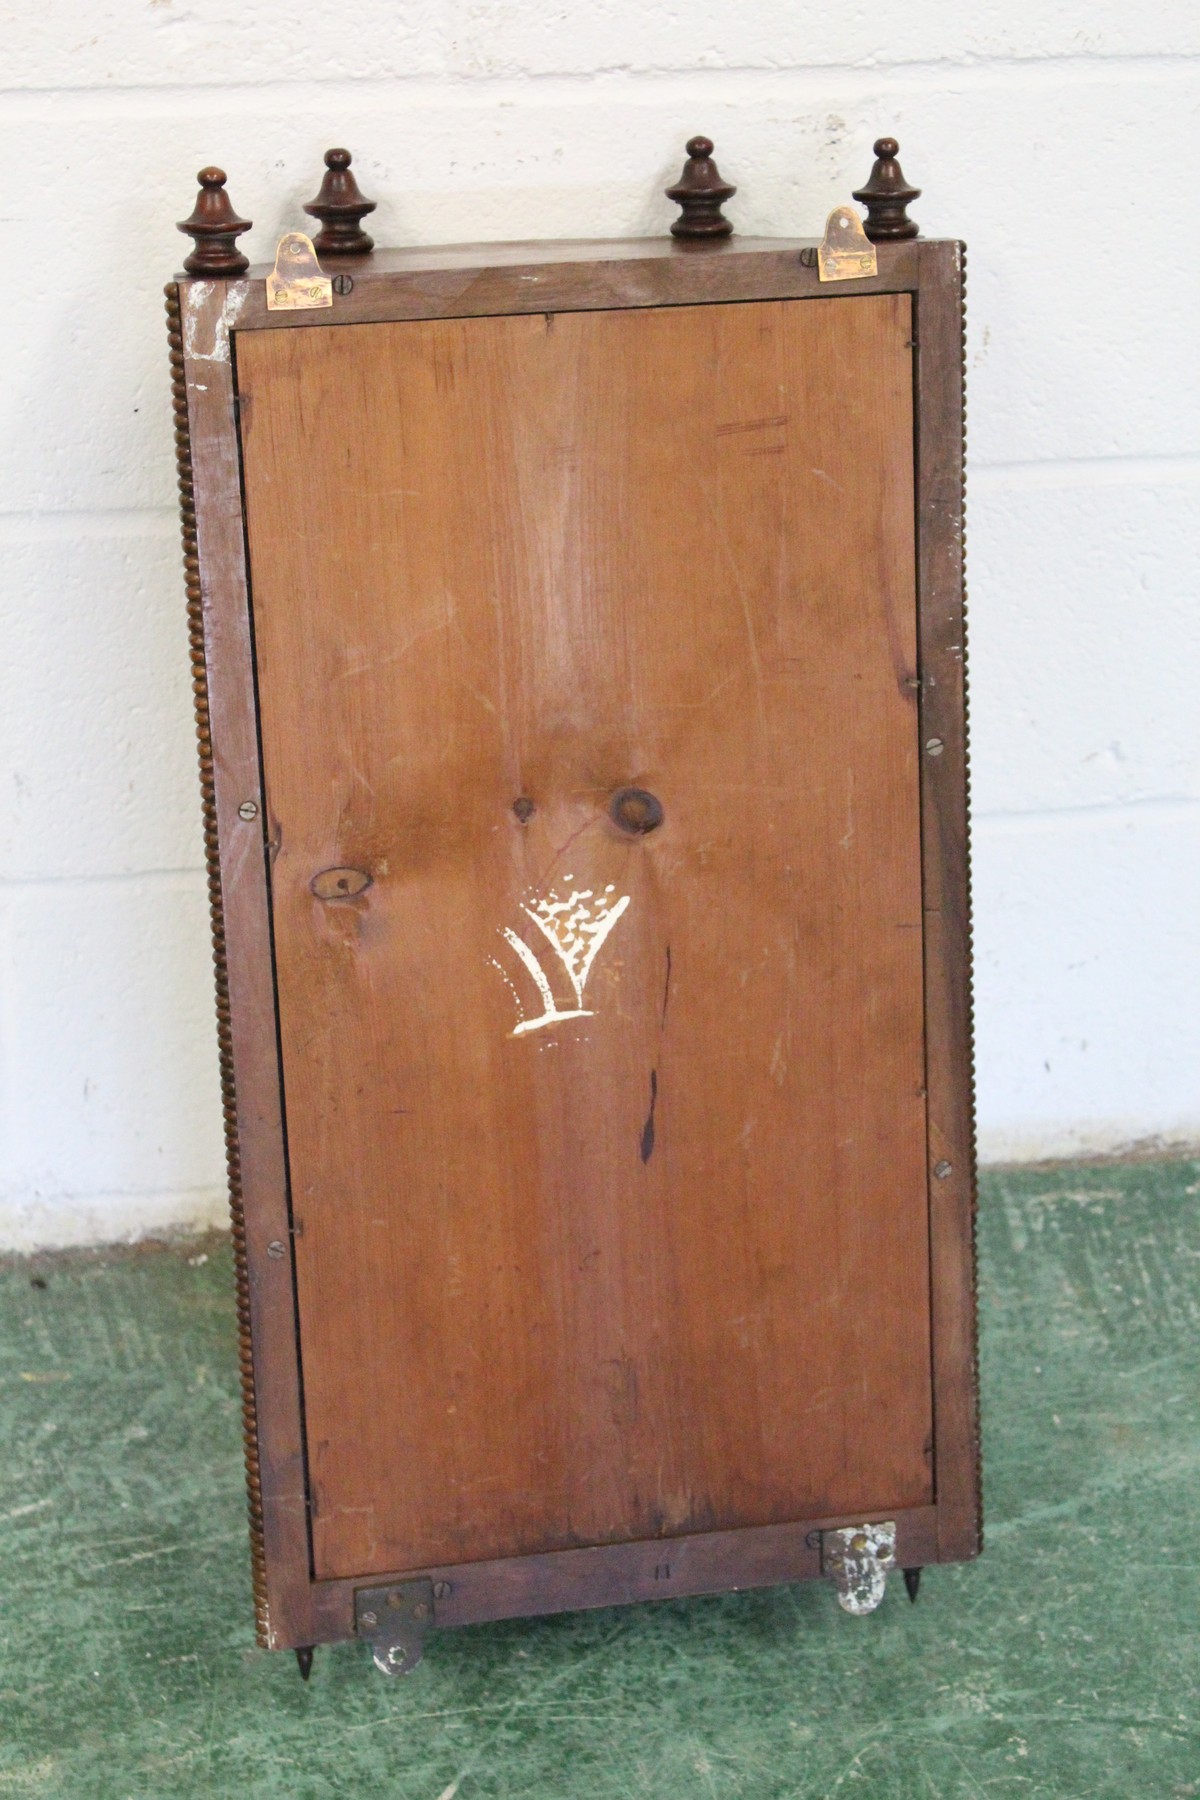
[820,1521,896,1614]
[354,1578,435,1675]
[265,231,333,311]
[817,205,878,282]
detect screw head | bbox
[238,799,258,820]
[432,1580,452,1600]
[934,1160,953,1180]
[360,1610,377,1627]
[925,738,944,756]
[332,272,354,296]
[267,1239,286,1259]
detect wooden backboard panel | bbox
[236,294,931,1582]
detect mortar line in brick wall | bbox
[0,867,207,892]
[974,797,1200,833]
[0,508,178,543]
[0,53,1196,111]
[5,807,1195,894]
[3,454,1194,542]
[0,1184,228,1208]
[970,455,1200,492]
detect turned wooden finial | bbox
[666,136,736,240]
[304,148,377,256]
[176,167,252,275]
[853,137,920,242]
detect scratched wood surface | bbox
[236,294,932,1581]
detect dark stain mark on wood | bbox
[640,1068,658,1164]
[606,1356,640,1430]
[715,414,787,437]
[661,945,672,1030]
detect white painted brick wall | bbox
[2,4,1197,1246]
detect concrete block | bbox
[448,0,1200,75]
[0,874,226,1240]
[7,0,451,88]
[0,521,203,880]
[969,468,1200,816]
[973,804,1200,1161]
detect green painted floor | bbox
[1,1160,1198,1799]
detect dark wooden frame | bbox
[168,232,977,1654]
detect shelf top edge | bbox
[173,233,959,287]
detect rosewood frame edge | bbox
[174,234,978,1653]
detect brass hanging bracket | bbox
[266,231,333,311]
[817,206,878,282]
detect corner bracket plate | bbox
[817,205,878,282]
[820,1521,896,1614]
[266,231,333,311]
[354,1577,435,1675]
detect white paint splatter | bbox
[182,279,249,363]
[494,883,630,1037]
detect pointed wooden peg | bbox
[176,168,252,276]
[903,1567,922,1603]
[304,148,377,256]
[666,136,736,240]
[853,137,920,242]
[295,1645,314,1680]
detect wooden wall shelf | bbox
[166,135,977,1677]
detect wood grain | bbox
[915,242,981,1561]
[308,1504,940,1643]
[175,278,310,1649]
[236,293,932,1582]
[223,238,922,336]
